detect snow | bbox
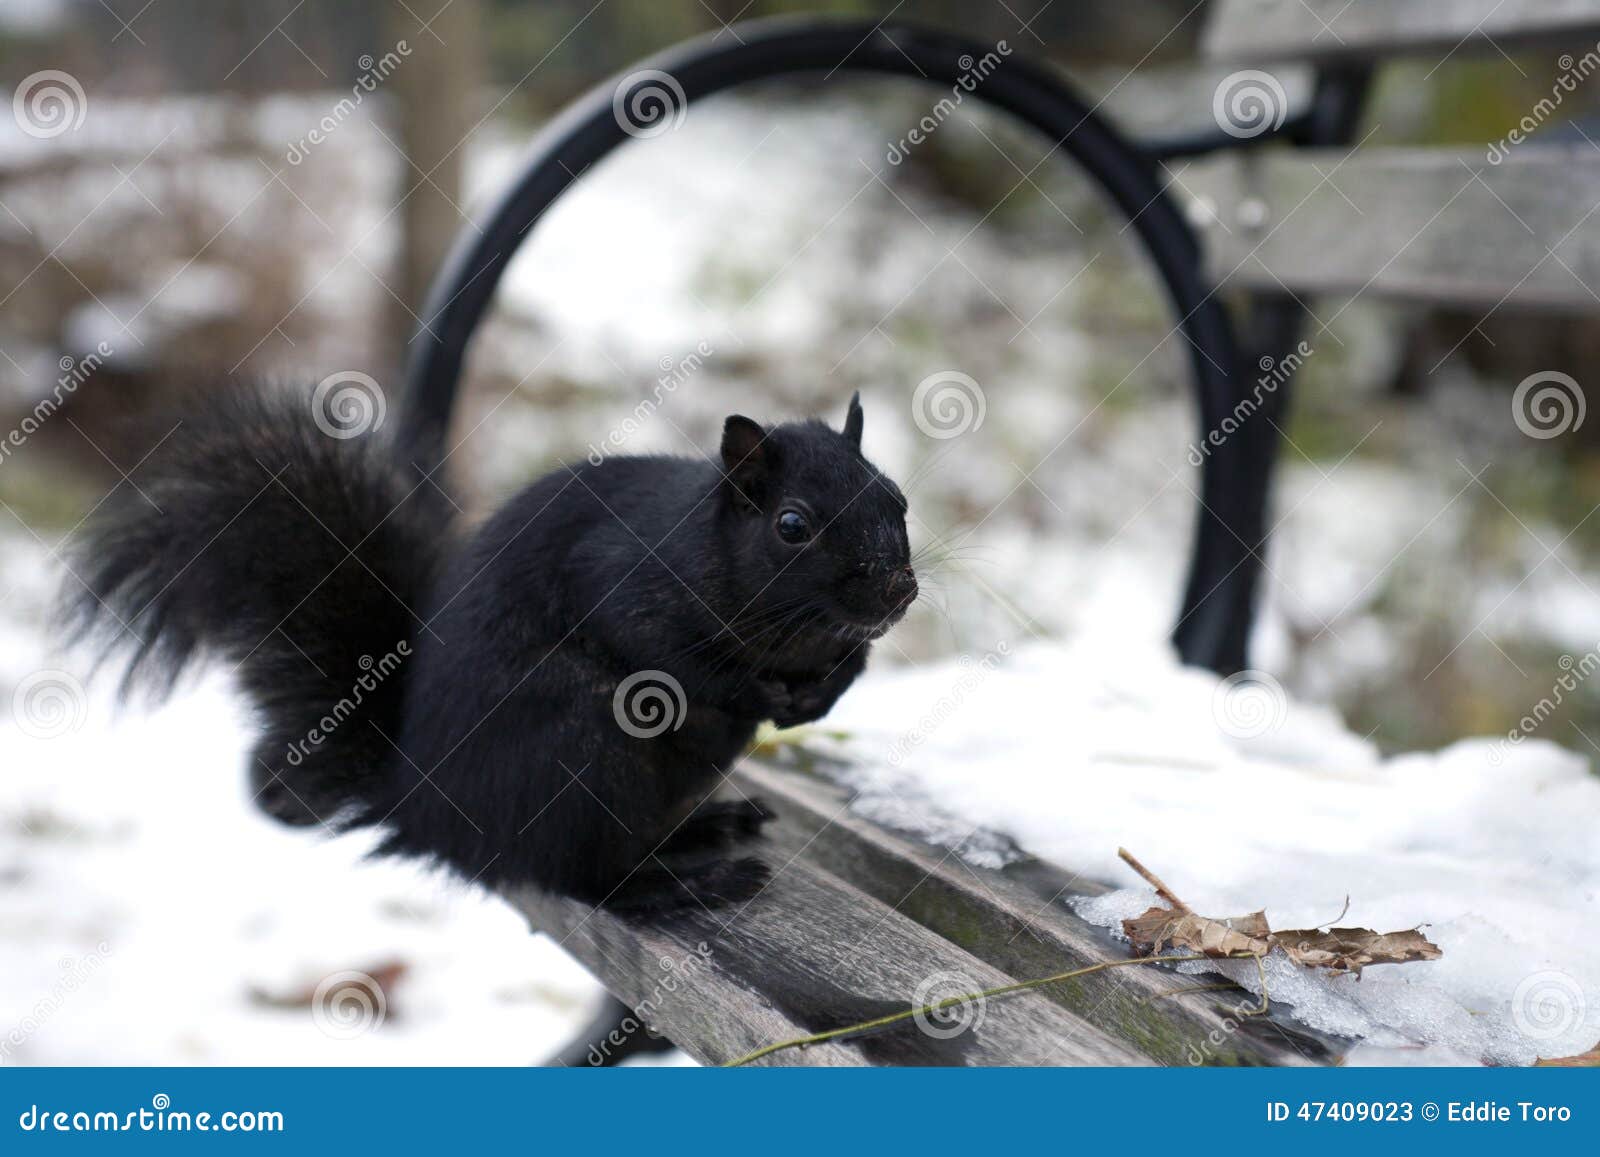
[805,629,1600,1066]
[0,545,604,1066]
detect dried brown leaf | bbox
[1535,1040,1600,1067]
[1122,903,1442,973]
[248,959,408,1010]
[1122,906,1271,958]
[1116,850,1442,975]
[1273,927,1442,975]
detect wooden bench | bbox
[1182,0,1600,311]
[514,757,1331,1066]
[405,4,1597,1065]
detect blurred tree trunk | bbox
[386,0,483,363]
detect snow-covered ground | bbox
[0,543,605,1065]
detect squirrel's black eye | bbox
[775,509,811,543]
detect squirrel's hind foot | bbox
[661,797,774,855]
[603,855,770,918]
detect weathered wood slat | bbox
[1172,146,1600,309]
[1204,0,1600,63]
[505,867,856,1066]
[739,758,1332,1067]
[504,749,1343,1066]
[504,841,1147,1066]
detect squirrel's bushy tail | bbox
[65,381,451,827]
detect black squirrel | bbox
[67,383,915,913]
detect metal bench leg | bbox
[1172,293,1304,674]
[542,994,679,1067]
[1169,65,1370,675]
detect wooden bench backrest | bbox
[1205,0,1600,63]
[1186,0,1600,310]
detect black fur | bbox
[67,383,915,914]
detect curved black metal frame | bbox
[399,15,1271,674]
[394,14,1381,1070]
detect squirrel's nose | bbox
[885,566,918,608]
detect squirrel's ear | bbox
[842,391,864,449]
[720,415,769,510]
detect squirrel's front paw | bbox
[770,680,833,728]
[730,675,840,728]
[751,677,795,722]
[780,684,832,729]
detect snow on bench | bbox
[513,640,1599,1066]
